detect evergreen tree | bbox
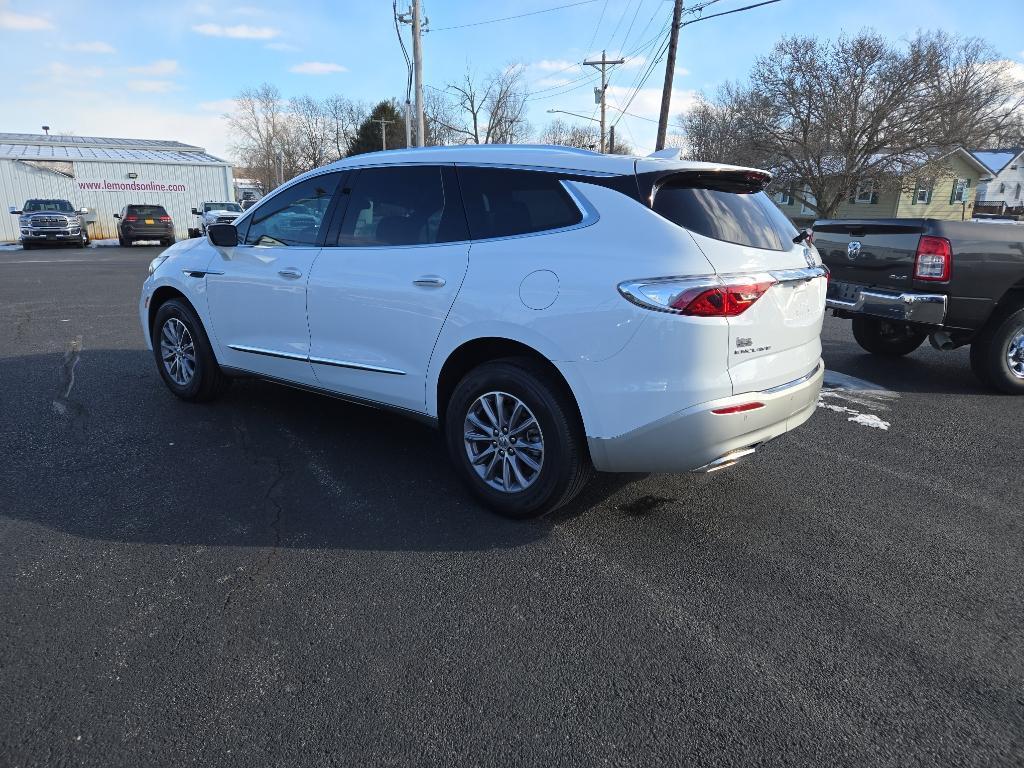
[346,100,406,157]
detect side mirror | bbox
[8,206,21,215]
[191,208,200,216]
[79,207,89,215]
[113,213,121,219]
[207,223,238,247]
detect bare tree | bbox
[676,30,1024,218]
[227,83,290,192]
[424,89,462,146]
[323,95,367,157]
[437,66,531,144]
[289,95,333,170]
[538,118,599,150]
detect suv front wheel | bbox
[151,298,230,401]
[445,358,592,518]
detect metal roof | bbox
[0,132,226,164]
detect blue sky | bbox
[1,0,1022,160]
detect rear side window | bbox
[336,165,467,247]
[653,181,797,251]
[128,205,168,217]
[457,167,583,240]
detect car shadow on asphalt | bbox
[0,348,639,552]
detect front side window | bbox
[336,165,465,247]
[244,173,340,247]
[456,167,583,240]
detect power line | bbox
[680,0,781,27]
[430,0,600,32]
[585,0,610,53]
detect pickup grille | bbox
[216,215,237,224]
[31,216,69,228]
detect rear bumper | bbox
[826,288,947,325]
[587,360,824,473]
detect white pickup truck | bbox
[190,201,244,237]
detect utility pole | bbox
[411,0,425,147]
[583,50,624,153]
[608,125,616,154]
[375,118,394,151]
[656,0,684,150]
[393,1,413,147]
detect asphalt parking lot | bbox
[1,245,1022,767]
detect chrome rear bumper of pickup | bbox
[826,289,947,325]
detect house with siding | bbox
[773,148,992,226]
[971,148,1024,215]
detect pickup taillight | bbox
[914,236,952,282]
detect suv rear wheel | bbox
[444,358,592,519]
[852,317,927,357]
[151,298,230,401]
[970,306,1024,394]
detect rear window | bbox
[127,205,168,217]
[456,167,583,240]
[652,180,797,251]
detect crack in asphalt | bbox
[52,336,89,432]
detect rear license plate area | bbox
[828,281,861,303]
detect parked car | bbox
[113,204,175,246]
[191,201,243,236]
[817,218,1024,393]
[140,146,827,517]
[8,198,90,249]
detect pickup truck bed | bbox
[814,218,1024,393]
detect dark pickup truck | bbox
[815,218,1024,393]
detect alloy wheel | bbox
[463,391,545,493]
[160,317,196,386]
[1008,328,1024,379]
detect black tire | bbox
[444,357,592,519]
[76,231,87,248]
[118,235,129,247]
[852,316,928,357]
[151,298,230,402]
[162,237,176,247]
[969,305,1024,394]
[21,241,32,251]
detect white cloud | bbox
[199,99,238,114]
[128,59,179,76]
[289,61,347,75]
[0,4,52,30]
[61,41,115,54]
[605,85,698,120]
[192,23,279,39]
[266,41,299,52]
[534,77,574,89]
[531,59,578,72]
[46,62,104,80]
[127,80,181,93]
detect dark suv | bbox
[114,205,175,247]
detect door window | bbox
[336,165,466,246]
[243,173,341,247]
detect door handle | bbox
[278,268,302,280]
[413,276,446,288]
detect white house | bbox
[971,148,1024,211]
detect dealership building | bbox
[0,132,234,243]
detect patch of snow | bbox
[817,401,891,430]
[818,369,895,430]
[0,243,21,251]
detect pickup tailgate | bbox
[814,219,926,288]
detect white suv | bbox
[140,146,826,517]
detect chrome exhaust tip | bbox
[694,446,758,473]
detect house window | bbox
[999,183,1006,193]
[855,181,875,204]
[775,186,793,206]
[914,181,933,205]
[800,185,816,215]
[951,178,969,204]
[1017,184,1022,201]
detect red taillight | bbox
[125,215,138,222]
[671,280,775,317]
[159,215,171,222]
[712,402,765,415]
[914,236,952,281]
